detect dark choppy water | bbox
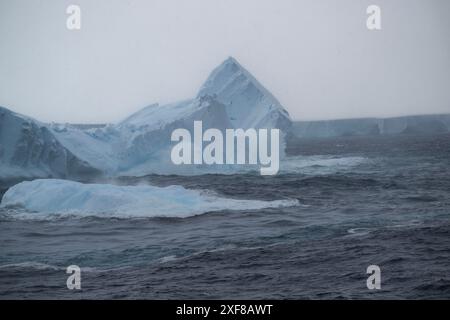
[1,134,450,299]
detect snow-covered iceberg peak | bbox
[197,57,292,130]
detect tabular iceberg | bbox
[292,114,450,138]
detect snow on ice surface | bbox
[0,179,299,219]
[118,100,195,129]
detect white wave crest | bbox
[281,155,367,174]
[0,262,63,271]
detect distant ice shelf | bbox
[292,114,450,138]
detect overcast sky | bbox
[0,0,449,123]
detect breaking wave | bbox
[281,155,367,174]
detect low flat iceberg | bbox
[0,179,299,219]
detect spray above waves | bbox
[0,179,299,219]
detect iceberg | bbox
[108,57,293,175]
[0,57,293,179]
[0,179,299,218]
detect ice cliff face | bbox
[47,96,237,175]
[0,107,101,180]
[45,96,242,176]
[0,57,293,179]
[114,96,235,175]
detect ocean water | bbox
[0,133,450,299]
